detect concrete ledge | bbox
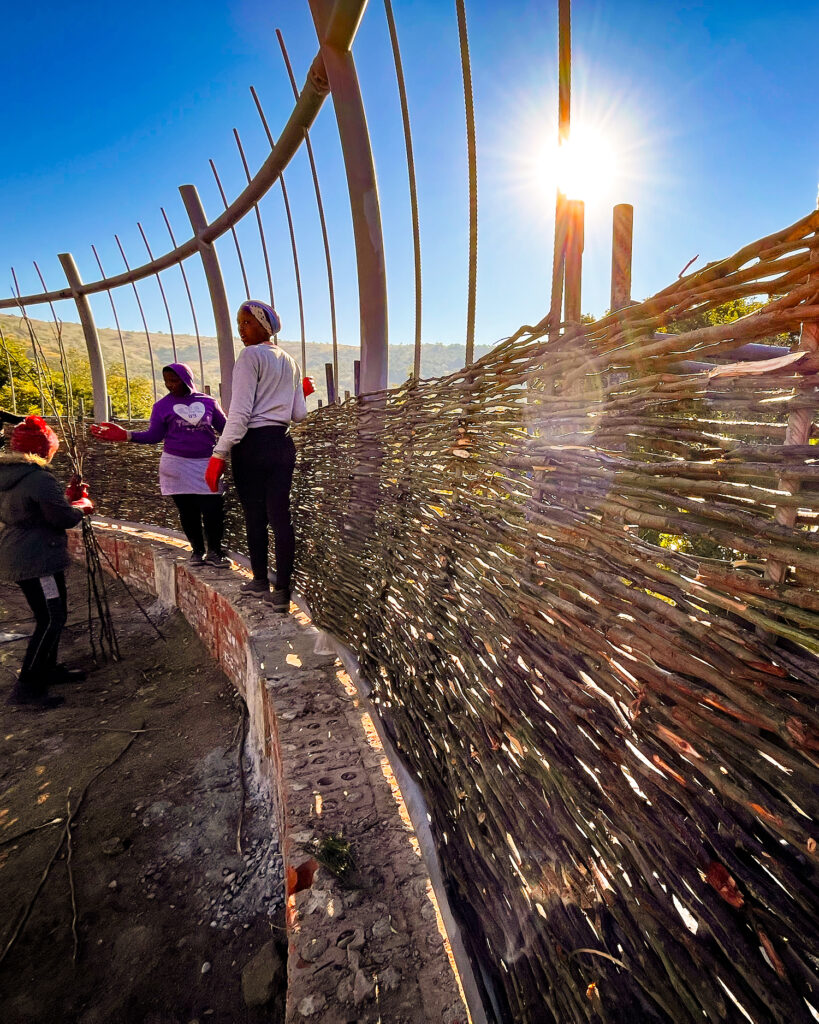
[69,523,470,1024]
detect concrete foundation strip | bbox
[71,519,483,1024]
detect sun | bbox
[538,123,620,205]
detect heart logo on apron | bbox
[174,402,206,426]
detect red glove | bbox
[91,422,128,442]
[72,497,95,516]
[65,475,89,502]
[302,376,315,398]
[205,456,226,493]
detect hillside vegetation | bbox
[0,314,491,412]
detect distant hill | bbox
[0,313,492,401]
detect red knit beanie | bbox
[11,416,60,460]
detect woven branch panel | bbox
[63,210,819,1023]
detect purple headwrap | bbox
[240,299,281,337]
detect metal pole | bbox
[115,235,159,403]
[250,85,307,374]
[455,0,478,365]
[138,222,178,360]
[306,0,388,395]
[90,245,132,418]
[10,267,45,412]
[277,30,341,400]
[610,203,634,311]
[0,327,17,413]
[179,184,236,409]
[384,0,422,378]
[209,160,251,301]
[58,253,108,420]
[161,208,206,392]
[549,0,572,336]
[564,199,584,323]
[234,127,275,310]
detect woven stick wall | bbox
[65,209,819,1023]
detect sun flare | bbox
[538,124,620,205]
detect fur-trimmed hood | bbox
[0,451,50,492]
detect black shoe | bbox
[189,551,205,566]
[7,686,65,709]
[240,579,269,594]
[53,665,88,685]
[264,587,291,613]
[204,551,229,568]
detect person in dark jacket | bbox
[0,416,94,708]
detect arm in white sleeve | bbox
[292,376,307,422]
[212,349,259,457]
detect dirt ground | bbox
[0,564,286,1024]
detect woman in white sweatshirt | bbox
[206,300,307,611]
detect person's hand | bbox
[205,456,226,493]
[71,496,95,516]
[90,422,128,442]
[302,376,315,398]
[65,474,89,502]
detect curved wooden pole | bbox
[307,0,388,396]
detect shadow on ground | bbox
[0,564,286,1024]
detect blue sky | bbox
[1,0,817,368]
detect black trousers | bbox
[17,572,68,693]
[172,494,225,555]
[231,425,296,588]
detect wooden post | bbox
[344,389,351,402]
[325,362,336,405]
[204,384,211,396]
[564,199,584,323]
[353,359,361,397]
[610,203,633,310]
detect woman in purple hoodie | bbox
[91,363,228,566]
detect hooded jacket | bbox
[129,363,227,459]
[0,453,83,582]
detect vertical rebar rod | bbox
[277,29,339,400]
[610,203,634,311]
[115,235,158,402]
[250,85,307,374]
[91,244,132,419]
[179,184,236,409]
[549,0,572,338]
[58,253,108,421]
[10,267,45,412]
[384,0,423,378]
[137,223,177,360]
[32,260,75,422]
[209,160,251,301]
[0,327,17,412]
[455,0,478,366]
[161,208,206,392]
[233,128,275,311]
